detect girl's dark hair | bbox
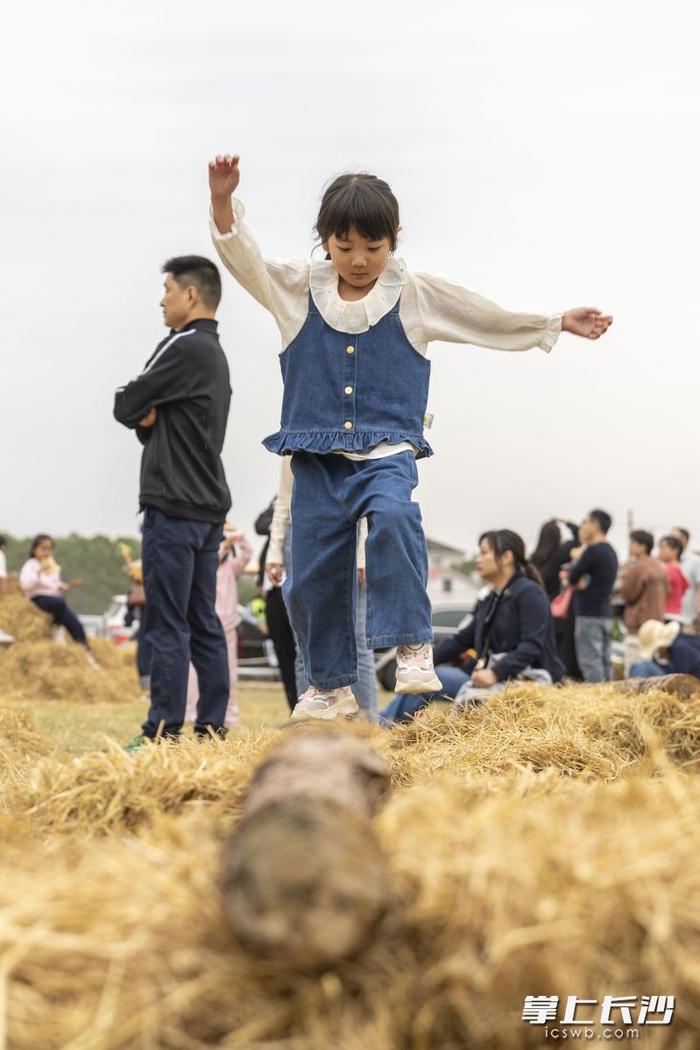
[315,173,400,250]
[660,534,683,558]
[530,520,562,568]
[479,529,545,590]
[30,533,53,558]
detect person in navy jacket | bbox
[381,529,564,723]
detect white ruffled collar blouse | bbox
[308,257,405,334]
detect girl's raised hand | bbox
[562,307,613,340]
[208,154,240,199]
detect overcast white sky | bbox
[2,0,698,558]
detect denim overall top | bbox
[263,292,433,458]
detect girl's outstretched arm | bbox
[405,272,611,354]
[208,154,309,346]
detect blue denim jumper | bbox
[264,294,433,458]
[265,292,435,691]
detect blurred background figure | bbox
[185,525,253,729]
[566,509,618,683]
[658,534,689,623]
[628,619,700,680]
[619,530,668,673]
[0,534,14,646]
[670,527,700,632]
[254,493,298,713]
[531,517,580,679]
[19,534,98,667]
[119,542,151,696]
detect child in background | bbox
[209,154,612,720]
[658,535,689,622]
[184,525,253,728]
[19,534,98,667]
[119,542,151,694]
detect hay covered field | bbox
[2,594,700,1048]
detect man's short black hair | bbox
[0,534,6,549]
[673,526,690,547]
[162,255,221,310]
[589,508,612,535]
[630,529,654,555]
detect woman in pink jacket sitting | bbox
[19,534,98,667]
[185,526,253,728]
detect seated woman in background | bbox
[19,534,98,668]
[380,529,564,724]
[628,619,700,680]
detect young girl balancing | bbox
[208,154,613,722]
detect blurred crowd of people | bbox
[378,511,700,723]
[2,508,699,728]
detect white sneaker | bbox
[0,629,14,646]
[85,650,101,670]
[395,643,442,694]
[291,685,360,722]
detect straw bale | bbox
[375,683,700,786]
[7,730,283,835]
[6,684,700,839]
[0,705,52,798]
[3,771,700,1048]
[0,593,52,641]
[0,637,141,704]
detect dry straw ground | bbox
[1,593,700,1048]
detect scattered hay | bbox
[376,682,700,786]
[3,771,700,1048]
[0,706,52,796]
[0,637,141,704]
[8,730,283,835]
[6,684,700,837]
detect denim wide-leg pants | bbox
[283,451,432,690]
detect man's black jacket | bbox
[114,319,232,523]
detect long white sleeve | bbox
[210,199,310,346]
[401,271,562,354]
[266,458,293,566]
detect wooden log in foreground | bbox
[220,731,392,971]
[612,674,700,699]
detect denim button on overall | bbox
[267,293,434,690]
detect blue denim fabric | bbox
[141,507,229,737]
[283,451,432,689]
[574,615,613,682]
[295,579,378,720]
[263,294,433,458]
[629,659,666,678]
[31,595,88,647]
[379,664,469,724]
